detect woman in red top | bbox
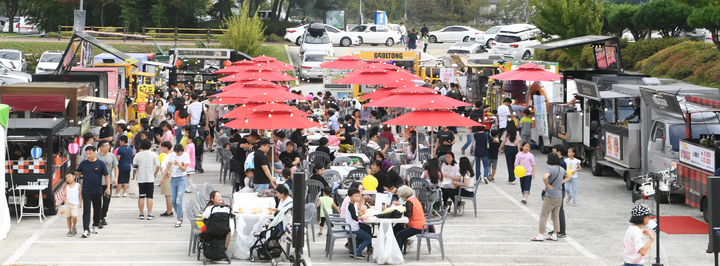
[379,125,396,145]
[174,103,189,144]
[394,185,426,250]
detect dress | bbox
[407,33,418,49]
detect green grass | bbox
[0,41,204,56]
[259,44,290,64]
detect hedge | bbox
[637,41,720,89]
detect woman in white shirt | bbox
[623,204,655,266]
[439,152,461,207]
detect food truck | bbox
[168,48,241,95]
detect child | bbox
[63,173,82,237]
[514,142,535,204]
[184,134,197,193]
[487,129,500,182]
[345,188,371,259]
[565,147,582,207]
[282,168,293,191]
[157,141,174,216]
[326,129,341,146]
[316,186,340,236]
[519,109,534,145]
[243,168,254,190]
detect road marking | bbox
[488,182,600,261]
[35,240,187,244]
[344,47,350,56]
[2,215,59,266]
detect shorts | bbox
[138,182,154,199]
[488,159,498,170]
[117,170,131,184]
[161,175,172,195]
[186,167,196,175]
[208,121,217,137]
[63,203,79,218]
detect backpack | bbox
[205,205,232,235]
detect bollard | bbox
[174,27,178,43]
[57,25,61,41]
[142,27,146,42]
[123,26,127,42]
[91,25,94,31]
[207,27,211,43]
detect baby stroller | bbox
[249,203,294,266]
[197,204,235,264]
[195,138,205,173]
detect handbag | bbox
[541,166,562,201]
[375,210,402,218]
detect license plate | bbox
[497,48,507,51]
[8,196,24,205]
[312,67,321,71]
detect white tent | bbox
[0,104,11,240]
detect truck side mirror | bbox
[652,138,664,151]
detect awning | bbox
[6,135,47,141]
[78,96,115,105]
[2,95,67,112]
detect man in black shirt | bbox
[368,160,394,193]
[433,126,455,157]
[420,24,429,37]
[96,115,115,142]
[75,146,111,238]
[252,139,276,192]
[232,131,260,190]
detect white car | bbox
[35,51,63,74]
[284,24,359,47]
[0,62,31,84]
[428,26,483,43]
[300,23,334,57]
[446,42,487,54]
[3,17,39,35]
[0,49,26,72]
[469,25,504,47]
[491,24,542,60]
[349,24,400,46]
[299,50,329,80]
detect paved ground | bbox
[0,126,713,265]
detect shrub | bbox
[267,33,281,42]
[637,41,720,88]
[220,4,266,57]
[621,37,684,69]
[263,20,300,37]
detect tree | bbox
[608,4,648,41]
[119,0,140,31]
[687,6,720,50]
[208,0,238,21]
[488,0,526,25]
[602,2,624,37]
[606,0,645,5]
[150,1,169,28]
[2,0,20,33]
[407,0,441,22]
[633,0,693,37]
[530,0,603,69]
[220,3,265,56]
[23,0,75,33]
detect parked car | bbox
[0,62,32,84]
[299,50,329,80]
[446,42,487,54]
[300,23,334,57]
[349,24,400,46]
[284,24,359,47]
[0,49,26,72]
[3,17,39,35]
[491,24,541,60]
[469,25,504,47]
[35,51,63,74]
[428,26,483,43]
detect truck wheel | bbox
[624,172,636,191]
[656,192,670,204]
[703,197,710,223]
[590,152,604,176]
[538,138,550,154]
[46,201,58,216]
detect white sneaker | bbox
[483,178,489,184]
[123,192,129,198]
[92,226,99,234]
[509,181,516,185]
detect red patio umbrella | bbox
[225,112,321,130]
[221,80,285,91]
[210,98,256,105]
[249,56,294,71]
[359,63,404,71]
[219,68,297,82]
[335,69,418,85]
[382,110,483,127]
[319,55,368,70]
[359,88,394,100]
[488,62,562,81]
[222,103,308,119]
[363,93,470,108]
[232,60,257,66]
[381,79,418,88]
[212,89,303,100]
[367,58,390,63]
[360,85,435,100]
[346,67,420,81]
[213,61,258,75]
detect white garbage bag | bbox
[373,221,405,264]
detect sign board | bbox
[575,79,601,101]
[374,11,387,26]
[439,68,454,84]
[359,51,417,61]
[639,87,684,115]
[606,132,622,160]
[533,95,549,137]
[680,140,715,172]
[136,85,155,119]
[325,10,346,30]
[80,116,91,135]
[174,49,232,59]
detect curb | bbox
[284,44,299,86]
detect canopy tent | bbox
[0,104,11,241]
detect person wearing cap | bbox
[623,204,655,265]
[531,153,571,242]
[96,114,115,143]
[252,138,276,192]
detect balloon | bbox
[223,60,232,67]
[127,132,134,139]
[31,146,42,159]
[567,169,573,176]
[159,153,166,164]
[68,143,79,155]
[514,166,526,177]
[175,59,183,68]
[362,175,378,191]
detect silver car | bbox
[0,49,26,72]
